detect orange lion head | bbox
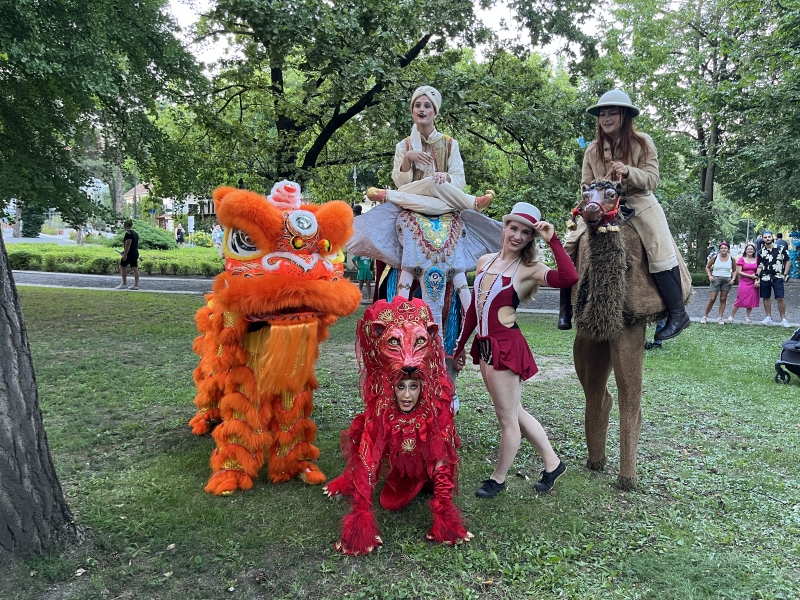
[210,181,362,322]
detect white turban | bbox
[409,86,443,155]
[410,86,442,114]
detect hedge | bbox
[102,219,179,250]
[6,244,223,277]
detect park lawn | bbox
[3,287,798,600]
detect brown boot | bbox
[474,190,495,212]
[652,267,690,341]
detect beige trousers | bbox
[565,196,678,273]
[387,178,475,215]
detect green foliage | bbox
[109,220,177,251]
[149,0,594,204]
[690,271,710,286]
[3,289,798,599]
[6,244,222,277]
[0,0,204,221]
[20,204,46,238]
[186,232,213,248]
[595,0,796,256]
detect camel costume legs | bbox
[574,321,645,490]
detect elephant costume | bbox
[348,203,502,353]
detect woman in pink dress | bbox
[727,243,760,323]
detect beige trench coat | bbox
[565,132,679,273]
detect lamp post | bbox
[133,163,139,220]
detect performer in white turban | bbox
[367,86,495,215]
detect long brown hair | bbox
[594,107,649,167]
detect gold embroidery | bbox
[401,438,416,453]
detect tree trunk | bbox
[0,235,79,563]
[115,163,123,216]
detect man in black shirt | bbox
[116,220,140,290]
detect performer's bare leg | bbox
[397,269,415,299]
[452,272,471,312]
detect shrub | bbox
[691,271,710,286]
[8,250,43,270]
[41,226,59,235]
[140,259,155,275]
[201,261,222,277]
[187,231,213,248]
[21,206,46,237]
[86,257,117,274]
[110,220,177,250]
[5,243,223,277]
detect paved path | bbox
[12,271,213,295]
[3,230,77,245]
[11,270,800,326]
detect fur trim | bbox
[337,506,382,555]
[212,276,362,320]
[574,228,627,341]
[312,200,356,249]
[428,498,469,544]
[214,188,285,252]
[204,469,253,495]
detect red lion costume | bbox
[324,298,471,554]
[190,181,362,494]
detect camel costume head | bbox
[190,181,362,495]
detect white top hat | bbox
[586,89,640,118]
[503,202,541,228]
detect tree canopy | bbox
[0,0,204,223]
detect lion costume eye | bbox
[414,337,426,346]
[287,210,318,238]
[387,338,400,347]
[227,229,261,259]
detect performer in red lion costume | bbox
[190,181,362,494]
[324,297,472,555]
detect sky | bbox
[165,0,528,66]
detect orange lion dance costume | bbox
[323,297,471,554]
[190,181,362,495]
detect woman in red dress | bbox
[454,203,578,498]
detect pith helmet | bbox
[586,89,640,118]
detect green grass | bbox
[3,287,799,599]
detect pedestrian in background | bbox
[701,241,736,324]
[756,231,791,326]
[352,254,374,302]
[727,243,759,323]
[116,220,140,290]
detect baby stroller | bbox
[775,326,800,384]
